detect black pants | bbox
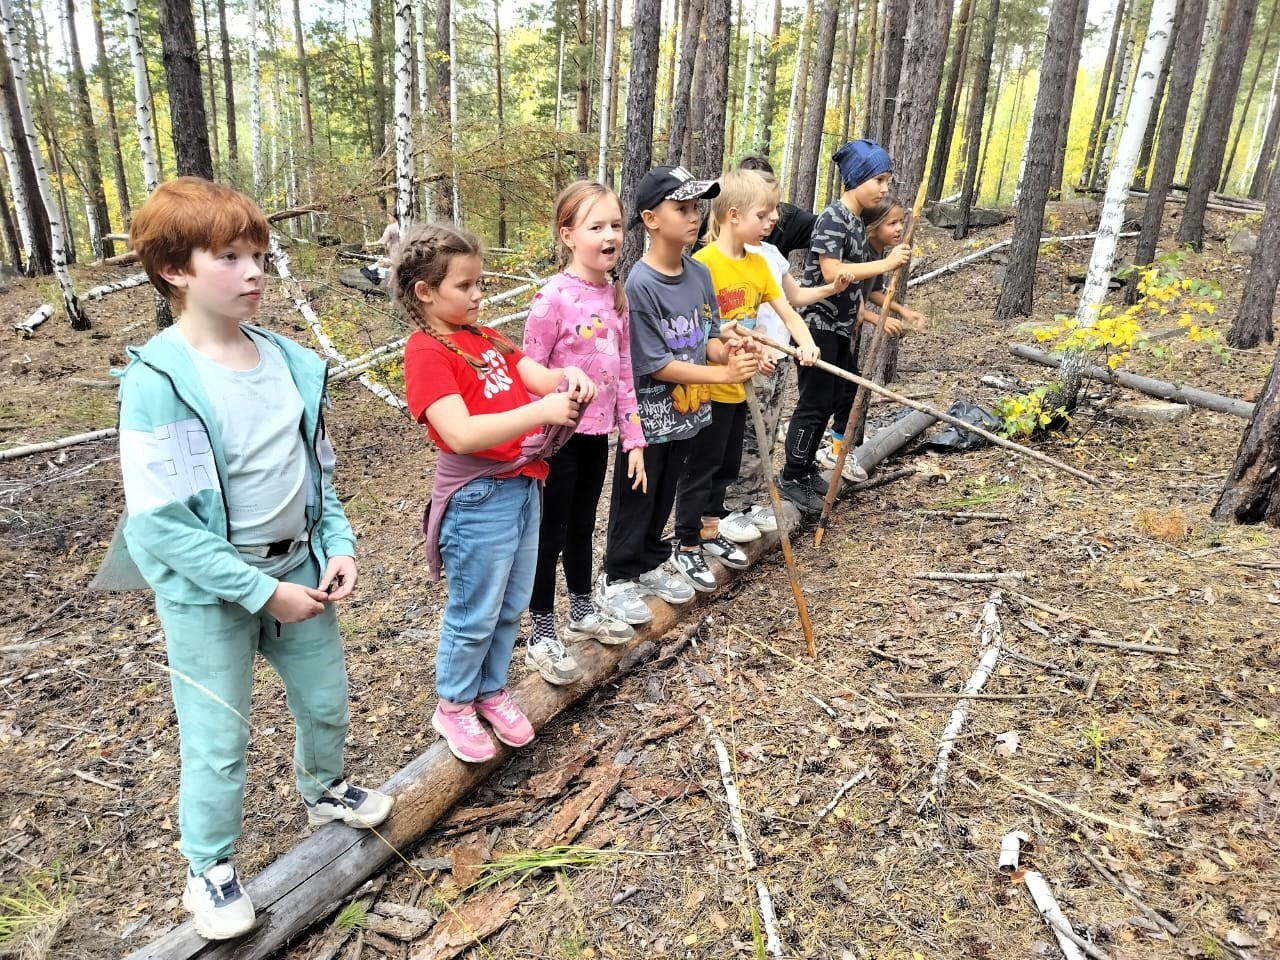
[782,327,859,481]
[675,400,746,547]
[604,436,692,581]
[530,432,609,611]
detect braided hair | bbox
[552,181,628,316]
[390,222,515,371]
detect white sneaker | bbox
[746,504,778,532]
[305,779,394,828]
[702,534,750,570]
[595,574,654,625]
[817,441,868,483]
[638,560,696,604]
[718,511,762,543]
[672,547,717,592]
[525,635,584,684]
[566,609,635,645]
[184,859,256,940]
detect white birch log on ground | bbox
[392,0,416,225]
[920,591,1004,810]
[83,273,151,300]
[123,530,796,960]
[1010,343,1255,418]
[122,0,159,192]
[702,715,783,959]
[0,0,86,329]
[270,238,406,411]
[1025,871,1091,960]
[13,304,53,335]
[0,427,118,462]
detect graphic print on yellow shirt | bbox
[692,244,783,403]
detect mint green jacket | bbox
[101,325,356,611]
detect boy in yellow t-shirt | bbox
[672,170,820,592]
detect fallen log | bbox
[1010,343,1255,419]
[124,519,800,960]
[851,409,939,472]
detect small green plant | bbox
[332,898,369,932]
[1082,721,1108,772]
[467,846,622,894]
[0,864,75,951]
[992,385,1068,440]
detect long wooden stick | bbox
[744,389,816,657]
[816,183,927,547]
[748,332,1103,486]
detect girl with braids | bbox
[519,181,646,686]
[397,223,597,764]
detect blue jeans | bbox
[156,556,350,874]
[437,475,540,703]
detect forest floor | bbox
[1,200,1278,960]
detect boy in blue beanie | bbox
[777,139,913,513]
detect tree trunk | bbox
[1134,2,1177,188]
[1250,82,1280,196]
[248,0,263,194]
[974,34,1007,201]
[1213,345,1280,524]
[597,0,615,183]
[740,0,757,152]
[371,0,387,163]
[575,0,590,178]
[1177,0,1259,250]
[1220,0,1277,192]
[783,0,814,195]
[493,0,506,244]
[1246,34,1280,188]
[888,0,951,201]
[827,2,859,204]
[0,170,20,267]
[619,0,661,277]
[759,0,781,153]
[861,0,879,139]
[392,0,414,226]
[434,0,453,219]
[90,0,129,227]
[1227,160,1280,347]
[1048,0,1088,197]
[725,0,743,158]
[1178,0,1224,179]
[200,0,221,172]
[996,50,1026,201]
[446,0,460,220]
[1093,12,1134,189]
[1081,0,1128,188]
[667,0,705,166]
[62,0,112,258]
[870,0,907,144]
[925,0,972,202]
[0,0,85,326]
[792,0,840,211]
[0,48,53,274]
[953,0,999,240]
[695,0,730,177]
[1130,0,1206,304]
[122,0,159,196]
[607,0,621,183]
[993,0,1077,320]
[291,0,315,156]
[216,0,236,161]
[157,0,214,180]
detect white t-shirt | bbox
[746,241,792,357]
[174,328,310,576]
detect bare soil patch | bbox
[1,206,1277,960]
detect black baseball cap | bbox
[631,165,721,226]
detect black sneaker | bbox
[702,534,750,570]
[672,547,717,592]
[778,475,825,514]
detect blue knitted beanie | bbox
[833,139,893,189]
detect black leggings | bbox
[675,400,746,546]
[530,432,609,611]
[782,327,859,481]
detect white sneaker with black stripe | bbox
[702,534,750,570]
[305,778,394,828]
[673,547,717,592]
[184,859,256,940]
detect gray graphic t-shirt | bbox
[802,200,870,336]
[624,257,722,444]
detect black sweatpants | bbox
[782,327,859,482]
[603,436,692,581]
[530,432,610,611]
[675,400,746,547]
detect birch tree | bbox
[1092,15,1133,189]
[1177,0,1258,248]
[597,0,615,183]
[1058,0,1176,404]
[0,80,39,273]
[1221,0,1277,191]
[447,0,460,219]
[393,0,415,226]
[0,0,85,328]
[1081,0,1128,188]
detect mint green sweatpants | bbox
[155,557,350,874]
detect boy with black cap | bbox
[778,139,912,513]
[595,165,759,624]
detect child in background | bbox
[674,170,819,591]
[398,223,596,764]
[722,171,849,532]
[858,195,925,334]
[521,182,646,686]
[596,165,758,624]
[779,139,912,514]
[111,177,392,940]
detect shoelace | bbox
[537,636,569,659]
[456,710,486,737]
[489,695,521,724]
[203,865,242,903]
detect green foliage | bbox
[992,384,1068,440]
[466,846,623,895]
[1081,720,1107,772]
[0,864,75,949]
[332,899,369,932]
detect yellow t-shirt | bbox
[692,244,782,403]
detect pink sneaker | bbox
[475,690,536,747]
[431,701,496,763]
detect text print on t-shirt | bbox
[476,347,514,398]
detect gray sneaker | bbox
[638,560,696,604]
[525,635,583,684]
[566,610,635,645]
[595,574,654,625]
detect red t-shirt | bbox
[403,327,549,481]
